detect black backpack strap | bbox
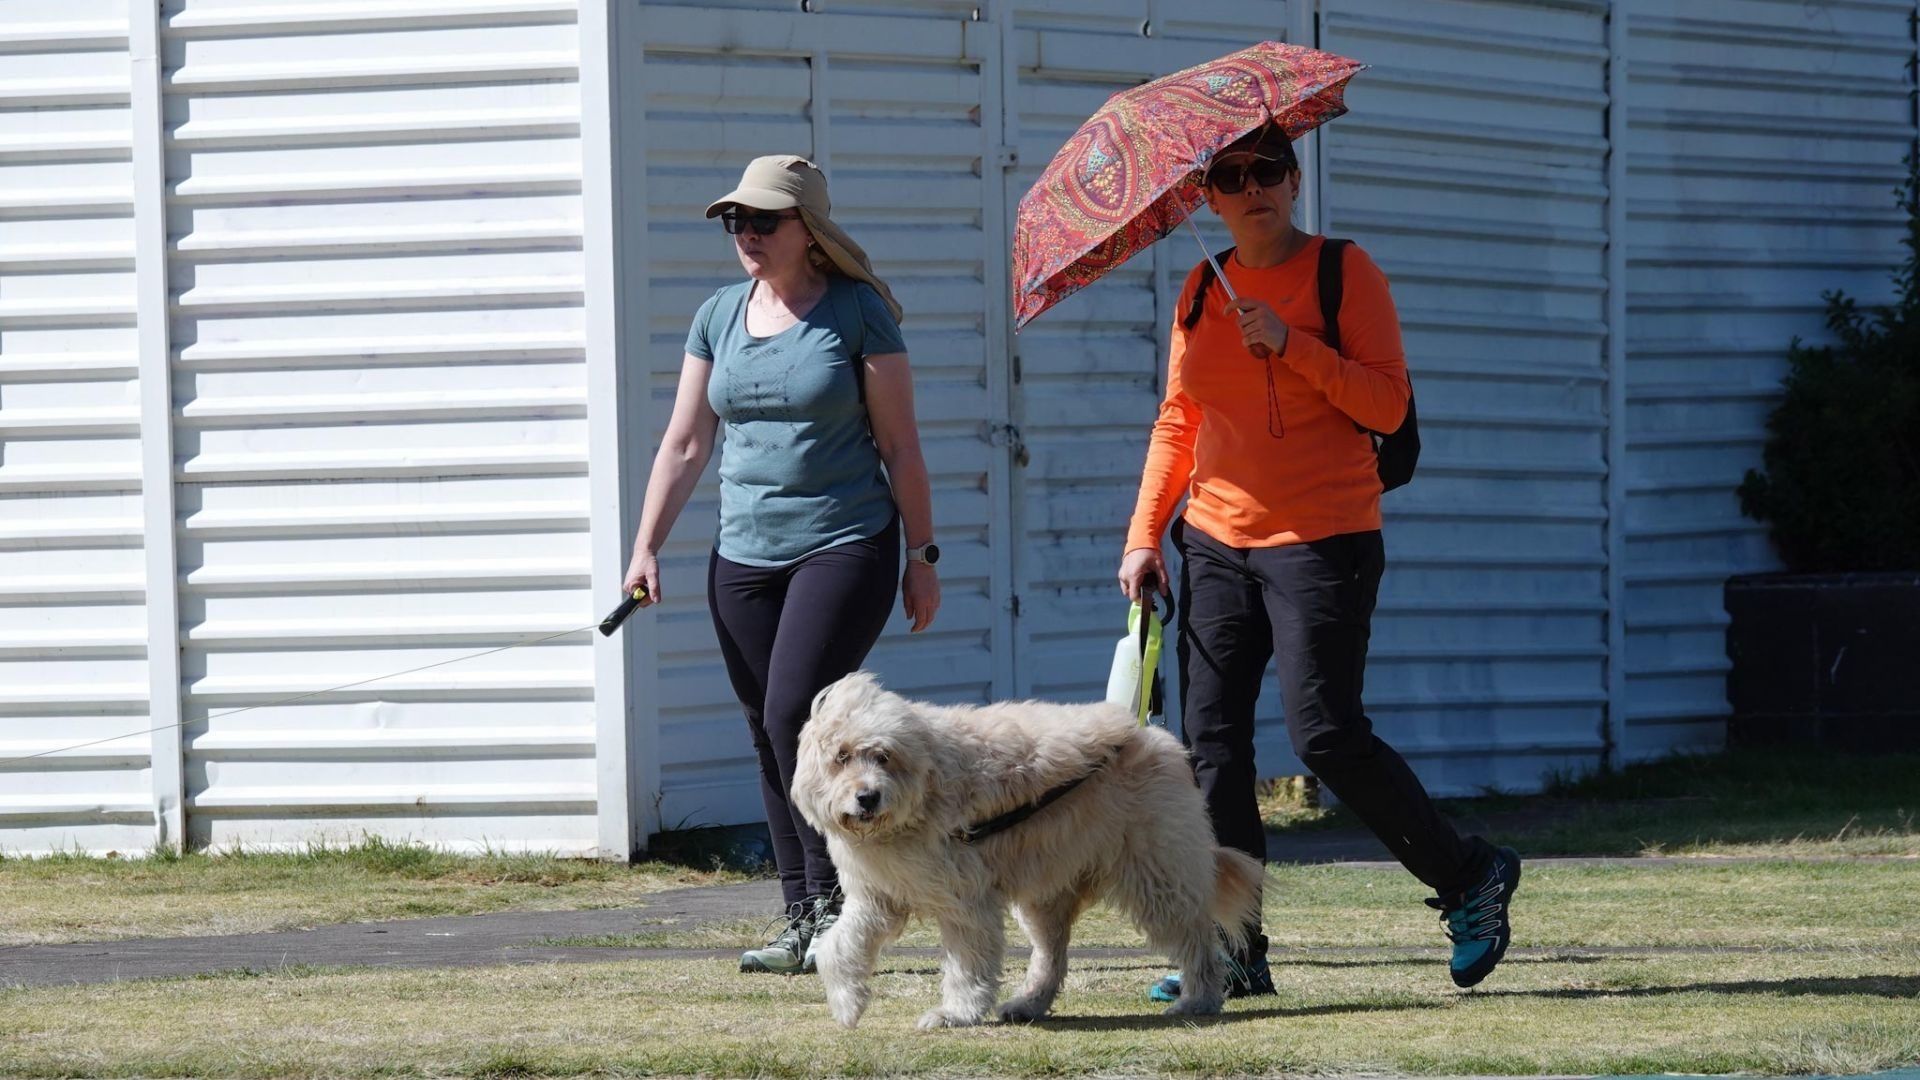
[1180,247,1236,332]
[1317,238,1350,355]
[1318,238,1420,490]
[1319,238,1371,439]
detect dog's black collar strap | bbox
[953,752,1115,845]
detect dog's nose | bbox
[855,789,881,812]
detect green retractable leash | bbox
[1130,577,1175,726]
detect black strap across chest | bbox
[953,752,1117,845]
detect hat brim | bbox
[704,186,800,218]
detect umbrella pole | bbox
[1184,216,1238,301]
[1182,215,1275,365]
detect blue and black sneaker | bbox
[1146,930,1274,1002]
[1426,845,1521,988]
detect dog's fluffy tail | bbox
[1209,847,1266,953]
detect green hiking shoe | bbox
[740,901,812,974]
[800,887,843,975]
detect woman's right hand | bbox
[1118,546,1169,605]
[623,549,661,608]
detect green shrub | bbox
[1737,153,1920,572]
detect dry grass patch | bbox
[548,860,1920,952]
[0,839,747,946]
[1263,748,1920,859]
[2,948,1916,1077]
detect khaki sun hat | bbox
[706,154,904,323]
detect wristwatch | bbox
[906,542,941,566]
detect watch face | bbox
[917,543,941,565]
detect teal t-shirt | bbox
[686,276,906,567]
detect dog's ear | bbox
[811,670,885,723]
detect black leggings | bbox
[1174,517,1492,902]
[708,517,898,908]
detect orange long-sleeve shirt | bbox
[1126,236,1411,553]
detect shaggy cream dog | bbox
[793,671,1265,1030]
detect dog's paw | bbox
[825,985,868,1029]
[916,1007,984,1030]
[1162,995,1225,1018]
[995,996,1052,1024]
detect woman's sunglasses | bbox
[720,209,800,236]
[1206,154,1295,195]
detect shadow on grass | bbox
[1493,972,1920,1000]
[869,952,1638,978]
[1275,953,1626,969]
[1031,998,1449,1030]
[1019,973,1920,1031]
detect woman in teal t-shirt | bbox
[623,156,941,975]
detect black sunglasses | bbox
[1206,155,1295,195]
[720,209,800,236]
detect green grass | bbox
[0,838,746,946]
[1262,747,1920,857]
[3,944,1915,1077]
[4,749,1917,1075]
[542,860,1920,952]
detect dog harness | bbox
[952,748,1120,845]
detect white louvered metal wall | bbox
[1618,0,1917,762]
[1316,0,1615,794]
[3,0,1914,854]
[0,2,151,852]
[629,4,1011,831]
[161,0,600,853]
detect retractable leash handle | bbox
[598,585,650,637]
[1131,573,1175,726]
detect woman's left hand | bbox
[1228,298,1290,355]
[903,562,940,633]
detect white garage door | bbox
[1003,0,1300,720]
[628,3,1014,830]
[1317,0,1614,793]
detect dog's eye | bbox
[872,751,889,767]
[834,750,851,765]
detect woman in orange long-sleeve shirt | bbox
[1119,124,1520,1001]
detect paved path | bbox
[2,848,1881,990]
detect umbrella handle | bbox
[1184,217,1273,360]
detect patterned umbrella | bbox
[1012,41,1364,329]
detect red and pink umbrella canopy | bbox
[1012,41,1364,329]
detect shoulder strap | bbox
[1181,247,1237,331]
[954,749,1120,844]
[1317,238,1420,488]
[1318,238,1350,355]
